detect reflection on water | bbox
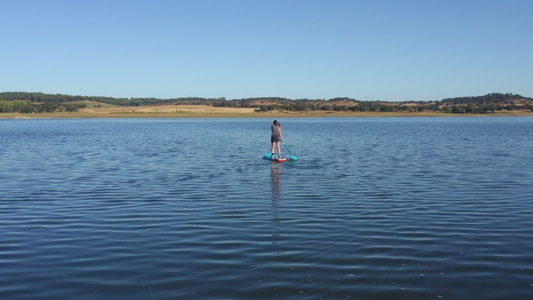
[270,161,283,224]
[270,161,283,199]
[269,161,286,255]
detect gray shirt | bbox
[271,124,281,137]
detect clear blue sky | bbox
[2,0,532,101]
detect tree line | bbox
[440,93,528,105]
[0,100,87,113]
[0,92,531,114]
[0,92,221,106]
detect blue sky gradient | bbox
[2,0,532,101]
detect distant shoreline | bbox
[1,104,531,119]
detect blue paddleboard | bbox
[264,153,287,162]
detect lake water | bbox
[1,117,533,299]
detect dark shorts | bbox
[271,135,281,143]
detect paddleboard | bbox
[264,153,287,162]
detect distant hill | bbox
[1,92,532,114]
[437,93,533,114]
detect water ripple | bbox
[1,118,532,299]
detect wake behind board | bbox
[264,152,288,162]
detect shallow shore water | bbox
[1,107,532,119]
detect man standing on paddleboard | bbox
[271,120,283,158]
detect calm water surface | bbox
[1,117,533,299]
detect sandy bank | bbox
[1,105,532,119]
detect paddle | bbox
[283,143,297,161]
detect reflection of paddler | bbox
[270,161,283,200]
[270,161,283,223]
